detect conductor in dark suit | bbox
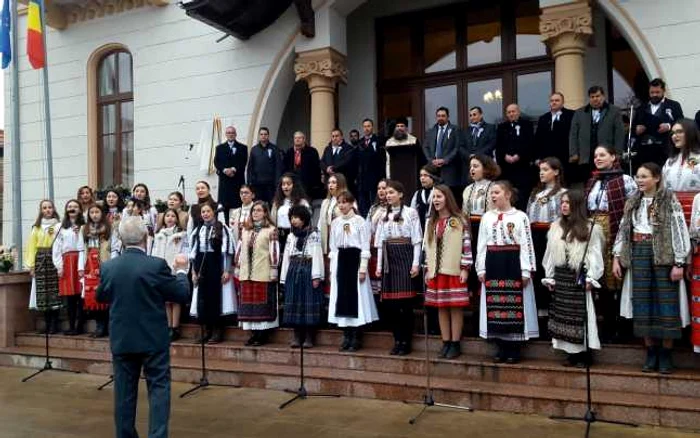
[97,217,190,438]
[283,131,323,199]
[633,77,684,168]
[214,125,248,222]
[534,92,574,172]
[321,128,358,194]
[423,106,463,202]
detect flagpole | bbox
[10,0,22,267]
[39,0,53,200]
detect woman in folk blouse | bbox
[476,181,538,364]
[366,179,388,296]
[424,185,472,359]
[613,163,691,374]
[328,191,378,352]
[527,157,567,326]
[662,118,700,225]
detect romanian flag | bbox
[26,0,44,69]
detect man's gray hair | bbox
[119,217,147,246]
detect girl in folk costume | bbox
[271,173,311,257]
[688,192,700,354]
[104,189,125,257]
[53,199,86,336]
[127,200,154,253]
[542,191,604,368]
[189,202,236,344]
[366,179,388,296]
[319,173,352,294]
[229,185,256,245]
[527,157,567,323]
[476,181,538,364]
[235,201,280,347]
[462,155,499,304]
[328,191,379,352]
[585,145,637,342]
[124,183,158,237]
[411,164,440,231]
[156,191,189,234]
[375,180,423,356]
[77,185,95,220]
[81,204,117,338]
[25,200,61,334]
[280,205,324,348]
[662,119,700,208]
[187,180,224,239]
[613,163,691,374]
[424,185,472,359]
[152,208,189,342]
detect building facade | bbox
[3,0,700,248]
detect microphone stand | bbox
[405,262,472,424]
[550,176,637,436]
[22,311,81,382]
[625,104,636,177]
[279,227,340,410]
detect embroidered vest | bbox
[424,217,466,277]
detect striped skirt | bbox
[34,248,60,311]
[283,257,323,327]
[591,213,621,291]
[58,251,82,297]
[83,248,107,311]
[631,241,682,339]
[425,274,469,308]
[381,238,419,300]
[548,266,585,345]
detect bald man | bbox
[214,126,248,222]
[496,104,534,210]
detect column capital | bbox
[294,47,348,85]
[539,1,593,44]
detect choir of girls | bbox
[23,155,700,375]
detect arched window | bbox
[97,50,133,188]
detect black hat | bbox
[395,116,409,126]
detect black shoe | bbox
[245,333,257,346]
[438,341,450,359]
[64,329,78,336]
[347,331,361,352]
[303,331,314,349]
[397,341,411,356]
[290,330,302,348]
[49,314,61,335]
[208,329,223,344]
[339,330,351,351]
[658,348,673,375]
[195,330,212,344]
[170,327,181,342]
[390,340,401,355]
[252,331,265,347]
[445,341,461,360]
[642,346,658,373]
[492,344,505,363]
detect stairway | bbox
[1,325,699,430]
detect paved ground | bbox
[0,366,695,438]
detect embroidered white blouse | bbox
[586,175,637,211]
[275,199,311,230]
[229,203,253,244]
[475,208,537,278]
[330,213,371,273]
[663,153,700,192]
[374,206,423,271]
[527,187,567,224]
[280,229,324,282]
[462,179,494,217]
[52,225,85,274]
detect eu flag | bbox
[0,0,10,69]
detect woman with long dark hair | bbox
[613,163,690,374]
[542,190,604,367]
[187,180,224,240]
[271,173,311,257]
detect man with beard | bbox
[423,106,464,203]
[632,78,684,169]
[349,129,361,147]
[385,117,424,195]
[247,127,283,204]
[496,104,534,210]
[357,118,386,216]
[569,86,625,182]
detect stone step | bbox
[14,332,700,399]
[1,344,699,430]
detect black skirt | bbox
[194,250,223,326]
[335,247,361,318]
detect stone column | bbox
[294,47,348,153]
[540,1,593,110]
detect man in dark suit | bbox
[496,103,534,210]
[321,128,358,194]
[569,86,625,183]
[357,118,386,216]
[283,131,323,199]
[633,77,684,168]
[423,106,463,202]
[97,217,190,438]
[214,125,248,222]
[247,127,283,204]
[464,106,497,159]
[534,92,575,175]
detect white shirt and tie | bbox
[550,110,562,130]
[592,109,601,124]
